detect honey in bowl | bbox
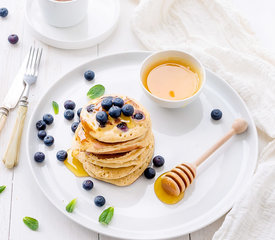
[142,59,202,101]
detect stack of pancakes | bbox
[71,95,154,186]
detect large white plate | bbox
[25,0,120,49]
[27,52,258,239]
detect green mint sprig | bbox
[66,198,77,213]
[99,207,114,225]
[23,217,39,231]
[0,186,6,194]
[87,84,105,99]
[52,101,59,114]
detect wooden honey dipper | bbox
[160,119,248,197]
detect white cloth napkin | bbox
[131,0,275,239]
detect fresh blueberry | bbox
[84,70,95,81]
[133,112,144,120]
[144,167,156,179]
[77,108,82,117]
[37,130,47,140]
[153,155,165,167]
[44,135,54,146]
[64,109,75,120]
[96,111,108,125]
[36,120,46,130]
[86,104,94,113]
[56,150,67,161]
[82,180,94,190]
[43,114,54,125]
[117,122,128,132]
[113,98,124,108]
[0,8,8,18]
[211,109,222,120]
[71,121,79,133]
[64,100,76,110]
[108,106,121,118]
[34,152,45,163]
[122,104,134,116]
[8,34,19,44]
[94,195,106,207]
[101,97,113,111]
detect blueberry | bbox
[64,109,74,120]
[44,135,54,146]
[122,104,134,116]
[113,98,124,108]
[0,8,8,18]
[94,195,105,207]
[86,104,94,113]
[82,180,94,190]
[64,100,76,110]
[211,109,222,120]
[71,121,79,133]
[8,34,19,44]
[117,122,128,132]
[77,108,82,117]
[37,130,47,140]
[56,150,67,161]
[144,167,156,179]
[84,70,95,81]
[101,97,113,111]
[36,120,46,130]
[108,106,121,118]
[34,152,45,163]
[153,155,165,167]
[43,114,54,125]
[96,111,108,125]
[133,112,144,120]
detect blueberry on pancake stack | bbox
[71,95,154,186]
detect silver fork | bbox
[3,47,43,168]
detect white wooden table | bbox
[0,1,274,239]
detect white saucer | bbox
[25,0,120,49]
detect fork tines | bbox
[26,47,43,77]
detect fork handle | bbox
[3,98,28,168]
[0,107,9,134]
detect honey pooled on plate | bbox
[143,59,201,100]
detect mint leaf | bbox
[99,207,114,225]
[52,101,59,114]
[87,84,105,99]
[23,217,39,231]
[66,198,77,213]
[0,186,6,193]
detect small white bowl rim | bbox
[45,0,79,4]
[139,50,206,104]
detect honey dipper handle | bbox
[194,129,235,167]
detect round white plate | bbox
[27,52,258,239]
[25,0,120,49]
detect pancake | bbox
[80,95,151,143]
[73,123,152,154]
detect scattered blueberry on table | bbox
[113,97,124,108]
[101,97,113,111]
[211,109,222,120]
[36,120,46,131]
[56,150,67,161]
[122,104,134,116]
[108,106,121,118]
[96,111,108,125]
[77,108,82,118]
[84,70,95,81]
[37,130,47,140]
[0,8,8,18]
[71,121,79,133]
[94,196,106,207]
[43,135,54,146]
[43,113,54,125]
[34,152,45,163]
[82,180,94,190]
[144,167,156,179]
[64,100,76,110]
[133,112,143,120]
[153,155,165,167]
[8,34,19,44]
[64,109,75,120]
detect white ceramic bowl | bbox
[38,0,88,28]
[140,50,206,108]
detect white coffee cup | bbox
[38,0,88,28]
